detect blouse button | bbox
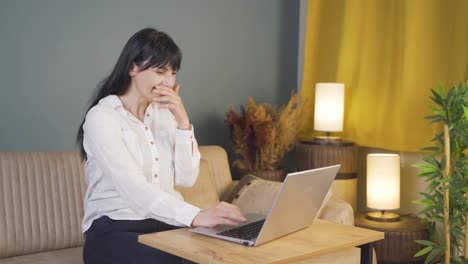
[155,157,159,161]
[146,114,150,117]
[145,127,149,130]
[154,174,158,178]
[150,141,154,145]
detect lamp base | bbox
[366,211,400,222]
[313,136,342,142]
[313,131,343,143]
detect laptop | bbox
[189,164,340,246]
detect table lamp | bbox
[295,82,359,210]
[314,83,345,141]
[366,154,401,222]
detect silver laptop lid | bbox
[254,165,340,246]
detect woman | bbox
[77,28,246,264]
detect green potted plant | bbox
[413,81,468,264]
[225,93,302,181]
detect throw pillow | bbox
[222,174,258,203]
[230,175,282,216]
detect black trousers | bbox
[83,216,185,264]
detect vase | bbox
[234,167,286,182]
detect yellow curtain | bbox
[300,0,468,152]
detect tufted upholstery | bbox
[0,152,86,259]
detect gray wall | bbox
[0,0,299,159]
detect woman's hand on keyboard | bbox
[191,202,247,228]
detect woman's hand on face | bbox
[152,84,191,130]
[191,202,247,228]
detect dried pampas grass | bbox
[225,93,302,170]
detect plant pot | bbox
[234,167,287,182]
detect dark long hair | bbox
[76,28,182,160]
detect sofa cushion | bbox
[176,159,220,209]
[0,152,86,259]
[197,146,233,198]
[0,247,82,264]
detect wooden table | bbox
[139,220,384,264]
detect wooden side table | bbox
[295,140,359,210]
[354,213,429,264]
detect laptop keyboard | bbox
[217,219,266,241]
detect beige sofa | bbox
[0,146,361,264]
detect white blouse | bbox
[81,95,201,233]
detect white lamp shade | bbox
[314,83,345,132]
[366,154,400,210]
